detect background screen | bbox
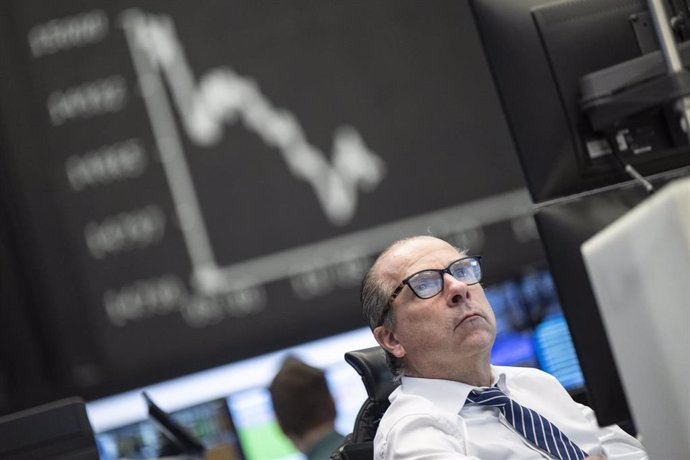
[0,0,547,413]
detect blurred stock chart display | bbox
[0,1,547,408]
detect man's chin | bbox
[454,314,491,331]
[456,326,496,350]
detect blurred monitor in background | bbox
[96,398,245,460]
[487,270,584,392]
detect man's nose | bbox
[443,273,470,305]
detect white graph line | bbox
[121,9,386,293]
[121,10,220,281]
[120,9,531,296]
[123,10,385,226]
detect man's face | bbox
[374,236,496,380]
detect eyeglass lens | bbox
[408,257,481,299]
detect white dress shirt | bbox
[374,365,647,459]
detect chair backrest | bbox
[332,346,398,460]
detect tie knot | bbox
[466,387,509,408]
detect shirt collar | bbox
[305,430,342,458]
[399,365,509,412]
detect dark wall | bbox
[0,0,544,413]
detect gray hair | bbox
[360,263,405,379]
[360,238,419,379]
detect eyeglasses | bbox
[389,256,482,303]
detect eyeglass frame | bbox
[377,255,483,327]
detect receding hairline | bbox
[370,235,461,287]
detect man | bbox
[269,356,345,459]
[360,235,647,459]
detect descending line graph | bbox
[15,3,546,396]
[79,6,537,330]
[120,9,386,295]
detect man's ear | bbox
[373,325,406,359]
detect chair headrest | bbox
[345,346,398,403]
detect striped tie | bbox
[466,386,588,460]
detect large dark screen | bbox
[0,0,543,408]
[472,0,690,203]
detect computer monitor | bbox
[96,396,246,460]
[142,392,206,457]
[471,0,690,203]
[0,397,99,460]
[168,398,245,459]
[534,179,667,428]
[581,176,690,459]
[487,270,585,391]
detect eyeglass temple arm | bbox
[389,283,406,302]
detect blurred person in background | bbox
[269,357,345,459]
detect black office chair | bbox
[332,346,399,460]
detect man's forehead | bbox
[377,236,460,279]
